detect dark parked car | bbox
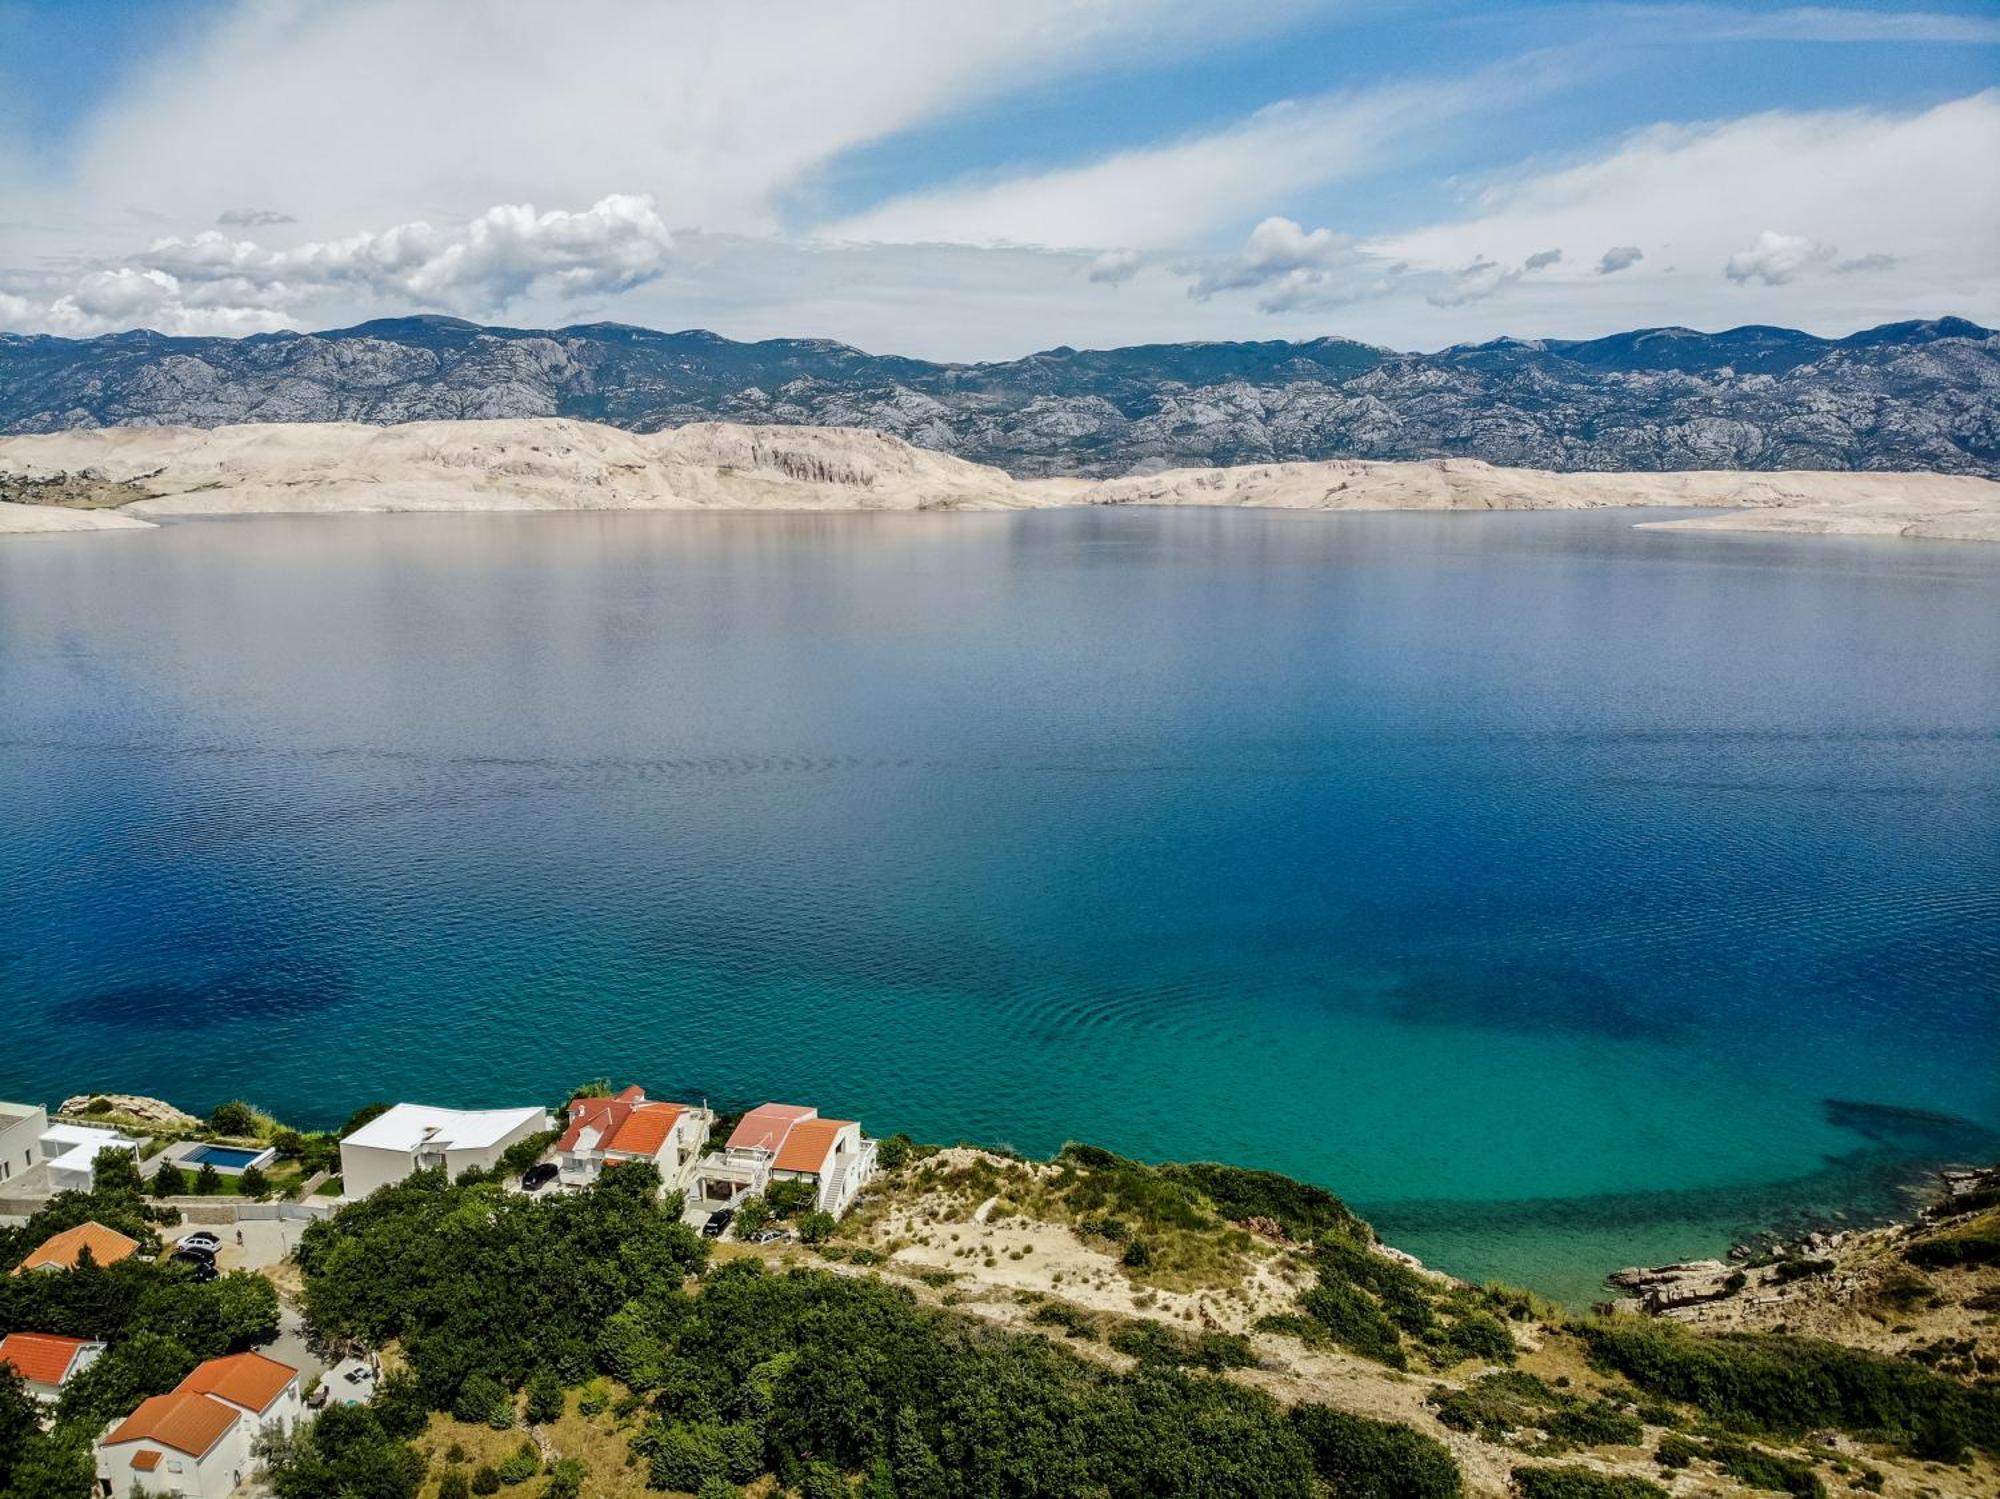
[170,1249,218,1281]
[520,1163,558,1191]
[700,1209,734,1239]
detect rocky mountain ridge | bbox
[2,315,1994,479]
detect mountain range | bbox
[2,314,1994,478]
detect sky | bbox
[0,0,1994,358]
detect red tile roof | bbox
[774,1118,853,1175]
[726,1103,815,1154]
[0,1332,94,1386]
[13,1221,140,1273]
[105,1390,238,1457]
[176,1351,297,1414]
[559,1091,685,1158]
[131,1451,161,1472]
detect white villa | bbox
[338,1103,552,1198]
[0,1100,47,1188]
[95,1351,300,1499]
[39,1123,142,1193]
[0,1331,105,1402]
[692,1103,877,1218]
[555,1086,711,1192]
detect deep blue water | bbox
[3,507,1996,1300]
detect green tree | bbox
[456,1383,512,1423]
[151,1159,187,1198]
[765,1179,816,1219]
[92,1147,147,1198]
[0,1365,40,1480]
[732,1196,771,1234]
[542,1458,587,1499]
[193,1162,223,1196]
[472,1468,502,1495]
[437,1472,472,1499]
[209,1100,261,1136]
[890,1407,948,1499]
[796,1211,836,1245]
[238,1164,271,1200]
[524,1367,565,1425]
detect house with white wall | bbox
[0,1101,48,1188]
[94,1351,299,1499]
[338,1103,551,1198]
[555,1086,710,1192]
[39,1123,142,1193]
[691,1103,877,1217]
[0,1331,105,1402]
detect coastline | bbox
[4,416,1998,542]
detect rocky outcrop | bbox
[57,1092,202,1129]
[2,315,1994,479]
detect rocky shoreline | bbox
[1601,1163,1999,1327]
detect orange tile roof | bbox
[727,1103,815,1153]
[560,1092,685,1158]
[602,1101,684,1156]
[774,1117,853,1175]
[131,1451,161,1472]
[0,1332,94,1386]
[13,1221,140,1273]
[105,1390,238,1457]
[176,1351,297,1414]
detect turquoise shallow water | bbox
[2,507,1996,1302]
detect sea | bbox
[3,505,1995,1303]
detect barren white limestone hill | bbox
[2,417,1997,541]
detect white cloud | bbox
[1635,4,2000,45]
[1723,229,1836,285]
[216,209,295,228]
[820,74,1518,250]
[1597,245,1644,274]
[5,0,1314,262]
[1087,249,1143,285]
[0,195,676,335]
[1365,91,2000,334]
[1524,247,1562,271]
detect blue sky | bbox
[0,0,1994,356]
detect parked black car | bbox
[700,1209,734,1239]
[520,1163,558,1191]
[169,1248,218,1282]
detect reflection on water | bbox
[3,506,1997,1300]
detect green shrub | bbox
[876,1134,914,1171]
[453,1373,508,1427]
[765,1179,817,1218]
[208,1101,261,1136]
[495,1438,539,1483]
[1703,1438,1826,1498]
[1905,1211,2000,1269]
[796,1210,836,1245]
[438,1472,472,1499]
[472,1467,501,1496]
[1654,1433,1701,1469]
[1030,1303,1097,1340]
[799,1460,847,1499]
[238,1165,271,1200]
[733,1196,772,1234]
[1576,1318,2000,1458]
[524,1368,564,1425]
[1509,1465,1668,1499]
[1120,1238,1153,1269]
[1290,1403,1462,1498]
[1303,1280,1407,1368]
[193,1163,223,1196]
[499,1129,560,1180]
[542,1457,586,1499]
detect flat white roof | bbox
[42,1123,138,1148]
[342,1103,547,1153]
[0,1101,44,1122]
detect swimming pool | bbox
[182,1143,276,1173]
